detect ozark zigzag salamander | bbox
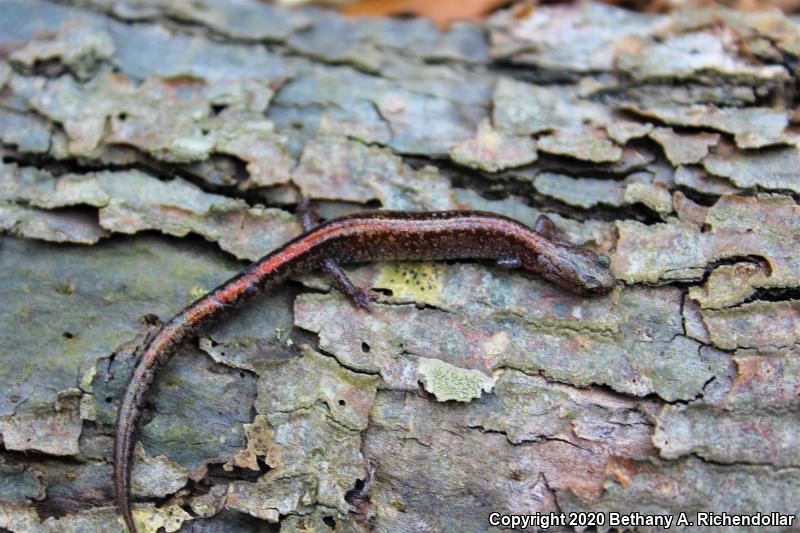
[114,210,616,533]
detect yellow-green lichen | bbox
[417,357,495,402]
[375,262,445,305]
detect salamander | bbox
[114,210,615,532]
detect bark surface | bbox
[0,1,798,531]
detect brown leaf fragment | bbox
[341,0,509,29]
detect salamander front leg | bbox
[297,200,378,310]
[322,257,378,309]
[533,214,569,242]
[297,198,320,232]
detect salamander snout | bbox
[526,245,616,296]
[576,256,617,295]
[580,273,615,295]
[584,275,602,292]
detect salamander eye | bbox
[597,254,610,267]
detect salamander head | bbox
[523,243,616,296]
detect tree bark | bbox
[0,0,798,531]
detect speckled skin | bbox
[114,210,615,532]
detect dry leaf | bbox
[340,0,513,28]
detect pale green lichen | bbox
[417,357,495,402]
